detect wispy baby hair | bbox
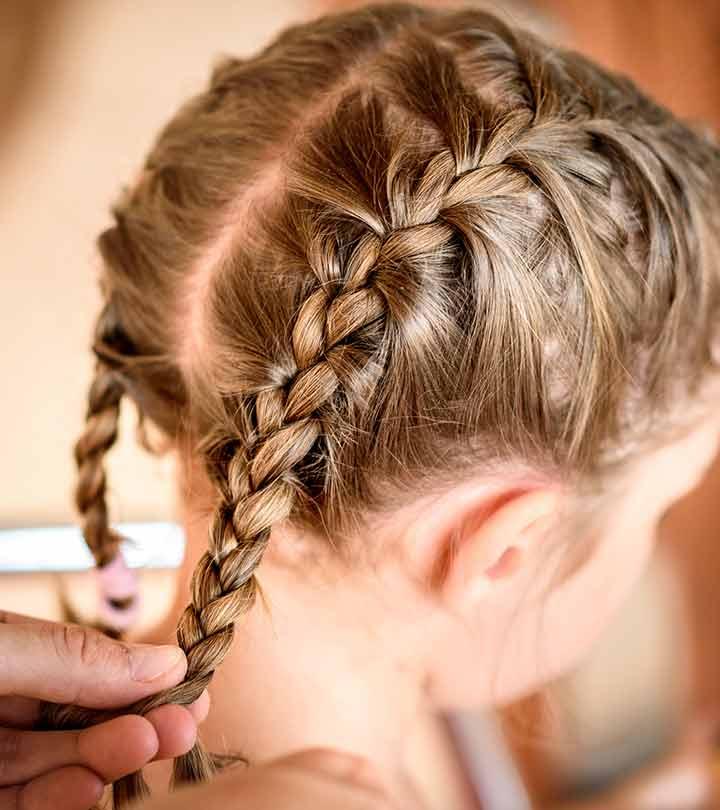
[42,2,720,806]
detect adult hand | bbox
[139,749,403,810]
[0,610,209,810]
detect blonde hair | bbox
[42,2,720,806]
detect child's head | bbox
[61,0,720,801]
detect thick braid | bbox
[38,47,561,810]
[65,229,391,805]
[112,186,469,806]
[167,227,394,787]
[157,153,534,789]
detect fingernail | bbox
[129,644,187,683]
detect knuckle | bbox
[51,623,127,676]
[52,624,96,667]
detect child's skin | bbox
[140,749,396,810]
[143,405,720,809]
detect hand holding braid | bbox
[36,5,717,808]
[42,19,545,804]
[168,224,409,786]
[42,132,538,810]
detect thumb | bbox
[0,617,187,708]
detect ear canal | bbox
[484,545,523,580]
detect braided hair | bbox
[41,3,720,807]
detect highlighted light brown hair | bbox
[41,2,720,806]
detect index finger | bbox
[0,618,187,708]
[0,609,49,626]
[0,613,43,725]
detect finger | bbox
[78,715,159,782]
[0,610,49,626]
[0,708,207,785]
[0,767,103,810]
[185,689,211,725]
[145,691,210,760]
[0,714,159,786]
[0,696,39,728]
[0,622,187,707]
[0,690,207,736]
[145,704,197,760]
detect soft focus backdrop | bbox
[0,0,303,527]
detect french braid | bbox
[66,150,478,803]
[45,114,531,805]
[39,3,720,809]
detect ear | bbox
[406,482,561,609]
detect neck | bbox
[147,521,478,810]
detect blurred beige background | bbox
[0,1,306,528]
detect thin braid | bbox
[72,362,142,641]
[74,362,125,569]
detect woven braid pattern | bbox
[38,141,535,806]
[35,5,683,805]
[74,364,125,569]
[31,0,720,803]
